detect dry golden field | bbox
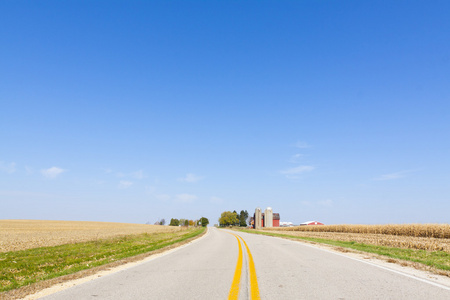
[264,224,450,252]
[0,220,181,252]
[268,224,450,238]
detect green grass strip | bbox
[0,227,205,292]
[237,229,450,271]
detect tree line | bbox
[218,210,249,227]
[169,217,209,227]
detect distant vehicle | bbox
[300,221,324,226]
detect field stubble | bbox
[0,220,180,252]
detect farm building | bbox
[300,221,324,226]
[272,213,280,227]
[279,221,293,227]
[252,207,280,228]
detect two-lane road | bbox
[41,227,450,299]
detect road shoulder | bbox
[237,229,450,290]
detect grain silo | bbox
[254,207,262,229]
[264,207,273,227]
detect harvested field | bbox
[263,224,450,252]
[0,220,180,253]
[0,226,205,296]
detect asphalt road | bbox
[42,227,450,300]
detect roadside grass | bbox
[0,227,205,293]
[237,229,450,272]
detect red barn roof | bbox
[300,221,324,225]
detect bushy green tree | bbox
[219,211,239,227]
[199,217,209,227]
[169,218,180,226]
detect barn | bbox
[272,213,280,227]
[300,221,324,226]
[251,211,280,228]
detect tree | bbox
[232,210,239,226]
[154,218,166,225]
[219,211,239,227]
[199,217,209,227]
[184,219,189,226]
[239,210,248,227]
[169,218,180,226]
[189,220,195,226]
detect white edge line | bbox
[317,244,450,291]
[245,231,450,291]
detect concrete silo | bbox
[254,207,262,229]
[264,207,273,227]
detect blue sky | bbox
[1,1,449,225]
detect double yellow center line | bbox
[228,233,260,300]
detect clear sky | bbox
[1,1,449,225]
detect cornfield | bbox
[264,224,450,252]
[0,220,181,253]
[268,224,450,238]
